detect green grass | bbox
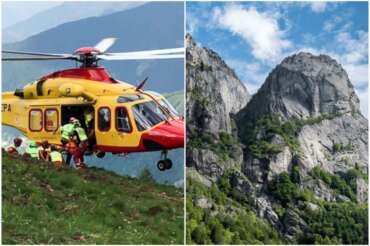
[2,152,184,244]
[164,90,184,115]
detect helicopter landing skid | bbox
[157,150,173,171]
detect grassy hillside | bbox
[165,90,184,115]
[2,152,184,244]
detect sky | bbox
[2,1,61,28]
[187,1,369,117]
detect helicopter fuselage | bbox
[2,67,184,154]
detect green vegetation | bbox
[308,166,366,201]
[267,169,368,244]
[2,152,184,244]
[188,87,210,108]
[299,202,368,244]
[241,113,343,160]
[333,142,353,153]
[188,130,240,162]
[187,177,282,244]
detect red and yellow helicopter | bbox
[2,38,184,171]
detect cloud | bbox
[336,31,368,64]
[212,4,291,61]
[309,2,328,13]
[186,12,200,34]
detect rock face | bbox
[186,34,250,134]
[238,52,361,121]
[186,34,250,177]
[186,40,368,242]
[238,52,368,190]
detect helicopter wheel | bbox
[157,160,167,171]
[164,159,173,170]
[95,151,106,158]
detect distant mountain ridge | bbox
[3,2,146,43]
[3,2,184,93]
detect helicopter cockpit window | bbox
[98,107,111,131]
[159,98,179,116]
[117,95,144,103]
[116,107,131,132]
[132,101,167,131]
[145,91,179,117]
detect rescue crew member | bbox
[25,140,40,159]
[65,134,86,169]
[74,120,88,169]
[83,107,96,152]
[6,138,23,155]
[50,146,64,169]
[39,141,51,161]
[83,107,94,130]
[61,117,78,144]
[61,117,78,165]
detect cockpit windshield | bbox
[132,98,179,131]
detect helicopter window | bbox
[29,109,43,131]
[159,98,179,116]
[44,109,59,132]
[116,107,131,132]
[117,95,144,103]
[132,101,167,131]
[98,107,111,131]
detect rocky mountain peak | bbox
[186,34,250,134]
[185,33,196,48]
[239,52,361,121]
[186,34,250,178]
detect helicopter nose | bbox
[141,119,184,150]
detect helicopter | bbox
[2,38,184,171]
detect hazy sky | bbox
[2,1,61,28]
[187,2,368,117]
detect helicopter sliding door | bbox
[61,104,95,144]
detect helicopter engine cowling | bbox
[58,83,84,97]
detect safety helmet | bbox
[14,138,23,146]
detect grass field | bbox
[2,152,184,244]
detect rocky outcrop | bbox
[238,52,368,202]
[186,34,250,177]
[238,52,361,121]
[186,34,250,134]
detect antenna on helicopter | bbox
[136,77,149,91]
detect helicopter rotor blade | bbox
[104,47,184,57]
[2,57,77,61]
[2,50,71,57]
[94,37,117,53]
[98,53,184,60]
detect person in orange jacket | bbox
[65,135,86,169]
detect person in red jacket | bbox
[6,138,23,155]
[39,141,51,161]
